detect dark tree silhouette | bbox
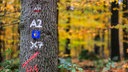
[0,22,4,62]
[110,1,120,61]
[94,33,100,55]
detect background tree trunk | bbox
[94,31,100,55]
[0,22,4,62]
[111,1,120,61]
[123,0,128,59]
[64,0,71,57]
[20,0,58,72]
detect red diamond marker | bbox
[34,7,41,13]
[34,10,41,12]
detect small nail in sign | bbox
[32,30,41,39]
[34,6,41,12]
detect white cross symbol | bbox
[30,41,43,49]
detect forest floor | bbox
[72,58,128,72]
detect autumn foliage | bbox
[0,0,128,72]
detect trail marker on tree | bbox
[32,30,41,39]
[20,0,58,72]
[30,19,42,28]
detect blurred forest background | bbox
[0,0,128,72]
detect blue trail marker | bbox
[32,30,41,39]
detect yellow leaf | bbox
[6,4,14,12]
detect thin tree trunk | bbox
[64,0,71,57]
[123,0,128,59]
[20,0,58,72]
[94,30,100,55]
[101,29,105,58]
[0,0,2,62]
[110,1,120,61]
[0,25,3,62]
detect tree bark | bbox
[0,22,3,62]
[110,1,120,61]
[123,0,128,59]
[20,0,58,72]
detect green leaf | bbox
[77,68,83,72]
[102,67,109,72]
[111,63,115,68]
[58,64,63,68]
[106,64,110,68]
[71,68,76,72]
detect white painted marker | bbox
[34,7,41,12]
[30,41,38,49]
[30,41,44,49]
[37,42,43,49]
[30,19,42,28]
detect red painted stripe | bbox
[22,52,39,68]
[34,64,38,72]
[34,10,41,12]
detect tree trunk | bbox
[64,0,71,57]
[101,29,105,58]
[123,0,128,59]
[0,23,3,62]
[20,0,58,72]
[110,1,120,61]
[94,30,100,55]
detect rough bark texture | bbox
[20,0,58,72]
[110,1,120,61]
[123,0,128,59]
